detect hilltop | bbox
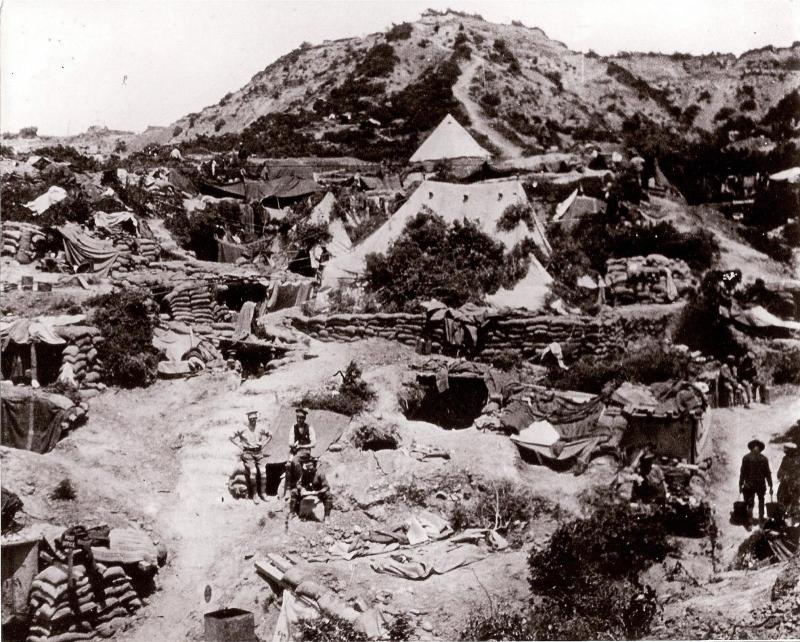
[144,9,800,159]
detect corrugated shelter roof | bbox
[409,114,491,163]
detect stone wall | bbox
[290,307,677,362]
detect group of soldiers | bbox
[738,437,799,527]
[229,407,333,521]
[718,352,764,408]
[632,435,800,530]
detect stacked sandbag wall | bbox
[605,255,696,305]
[55,326,104,390]
[134,236,160,263]
[2,221,45,264]
[162,281,229,328]
[291,309,676,362]
[292,313,428,348]
[27,563,143,641]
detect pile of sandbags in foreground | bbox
[2,221,46,264]
[28,526,164,642]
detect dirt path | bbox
[452,56,524,160]
[707,392,800,565]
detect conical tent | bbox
[409,114,492,163]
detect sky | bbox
[1,0,798,135]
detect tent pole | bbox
[30,342,38,387]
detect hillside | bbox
[147,9,800,159]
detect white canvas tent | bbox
[322,178,552,310]
[409,114,491,164]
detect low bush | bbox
[300,361,376,416]
[449,478,558,547]
[89,288,159,388]
[674,271,740,359]
[460,604,531,641]
[548,341,686,393]
[385,22,413,41]
[296,614,367,642]
[739,225,794,264]
[50,478,77,501]
[763,347,800,385]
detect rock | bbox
[421,620,433,632]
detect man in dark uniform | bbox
[777,442,800,518]
[283,408,317,496]
[739,439,773,525]
[290,456,332,522]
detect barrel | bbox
[204,608,256,642]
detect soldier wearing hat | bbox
[777,442,800,516]
[230,410,272,503]
[739,439,773,524]
[284,407,317,496]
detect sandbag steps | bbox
[56,326,104,390]
[2,221,46,264]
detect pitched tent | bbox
[323,178,551,291]
[409,114,491,164]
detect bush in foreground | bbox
[461,504,668,640]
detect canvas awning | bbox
[57,224,120,276]
[0,384,73,453]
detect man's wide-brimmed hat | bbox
[748,439,765,452]
[726,354,736,362]
[246,410,259,419]
[295,407,308,416]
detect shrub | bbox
[674,271,740,359]
[19,126,38,138]
[89,288,159,388]
[739,226,793,263]
[385,22,413,41]
[765,348,800,385]
[300,361,376,416]
[214,118,225,132]
[355,43,398,78]
[740,98,757,111]
[548,343,687,394]
[386,613,414,641]
[172,125,183,137]
[527,504,667,639]
[449,478,558,547]
[50,478,77,501]
[460,604,531,641]
[296,614,367,642]
[496,203,534,232]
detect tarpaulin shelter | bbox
[0,384,74,453]
[93,211,138,235]
[217,238,271,264]
[262,279,316,313]
[616,381,711,464]
[56,223,120,276]
[0,315,85,386]
[504,386,619,472]
[409,114,492,164]
[722,305,800,338]
[200,176,319,206]
[421,300,498,353]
